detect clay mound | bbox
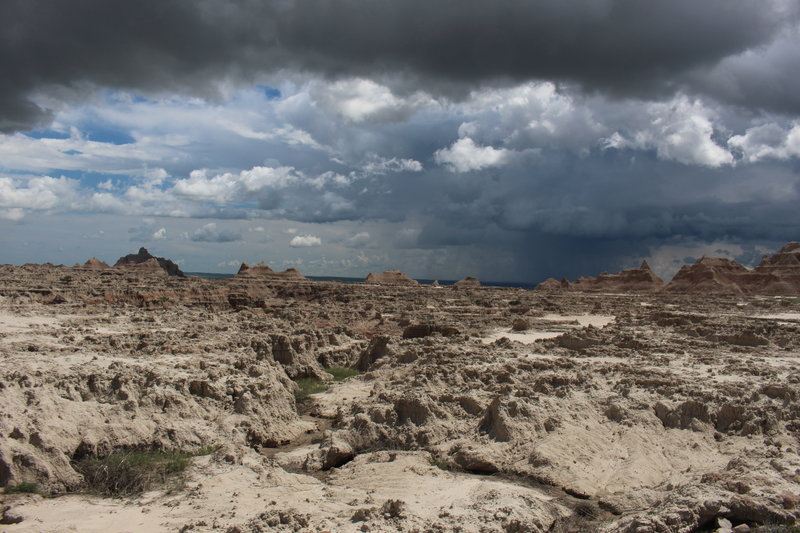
[535,278,569,291]
[75,257,109,269]
[236,262,307,280]
[663,243,800,295]
[364,270,418,286]
[114,247,184,277]
[752,242,800,294]
[665,256,750,294]
[570,260,664,292]
[280,267,306,279]
[238,261,274,276]
[453,277,480,288]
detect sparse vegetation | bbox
[326,367,360,381]
[4,481,39,494]
[574,501,598,519]
[429,456,453,471]
[73,446,216,496]
[294,377,328,399]
[194,444,222,456]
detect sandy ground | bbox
[481,314,615,344]
[4,451,567,533]
[3,374,569,533]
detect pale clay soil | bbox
[1,264,800,532]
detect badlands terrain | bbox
[1,245,800,532]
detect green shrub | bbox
[74,449,195,496]
[294,377,328,399]
[326,367,360,381]
[193,444,221,456]
[4,481,39,494]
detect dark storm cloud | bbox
[1,0,796,131]
[0,0,275,130]
[360,147,800,280]
[279,0,784,93]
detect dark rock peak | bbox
[114,247,184,277]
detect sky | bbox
[1,0,800,283]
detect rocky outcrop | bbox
[453,277,480,289]
[75,257,109,270]
[364,270,418,286]
[665,257,751,294]
[237,261,273,276]
[401,324,460,339]
[535,278,570,291]
[355,336,391,371]
[114,247,184,277]
[665,243,800,295]
[751,242,800,294]
[570,260,664,292]
[236,262,307,280]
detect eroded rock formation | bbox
[236,262,307,280]
[570,260,664,292]
[74,257,109,270]
[666,243,800,295]
[2,246,800,532]
[113,247,184,277]
[453,277,481,289]
[364,270,418,286]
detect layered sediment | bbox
[364,270,418,286]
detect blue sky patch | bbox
[25,128,70,140]
[257,84,282,100]
[82,124,136,145]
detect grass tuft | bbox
[193,444,222,456]
[326,367,360,381]
[294,377,328,399]
[4,481,39,494]
[74,448,202,496]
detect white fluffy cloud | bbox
[142,167,169,185]
[361,156,423,175]
[152,227,167,240]
[434,137,513,172]
[289,234,322,247]
[172,166,300,203]
[728,123,800,162]
[604,97,733,167]
[0,175,80,215]
[313,78,434,123]
[461,82,605,153]
[0,130,176,175]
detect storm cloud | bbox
[1,0,798,131]
[1,1,799,282]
